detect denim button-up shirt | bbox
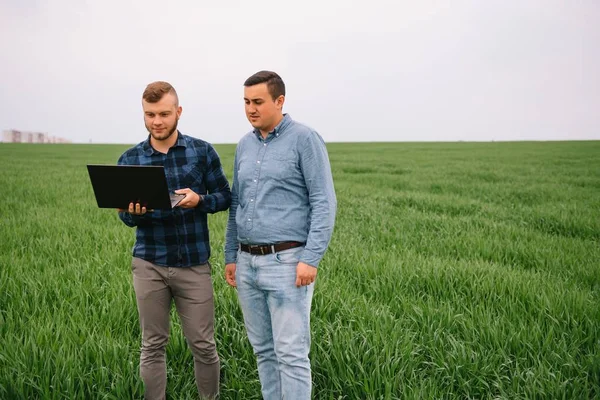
[225,114,337,267]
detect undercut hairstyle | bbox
[142,81,179,105]
[244,71,286,100]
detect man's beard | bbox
[147,119,178,141]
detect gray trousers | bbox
[131,257,219,399]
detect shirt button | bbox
[264,143,267,146]
[253,179,257,182]
[257,161,260,164]
[250,199,254,202]
[248,218,252,221]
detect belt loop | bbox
[271,244,276,254]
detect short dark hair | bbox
[244,71,285,100]
[142,81,179,105]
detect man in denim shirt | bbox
[118,81,230,399]
[224,71,337,399]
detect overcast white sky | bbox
[1,0,598,144]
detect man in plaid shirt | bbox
[117,81,230,399]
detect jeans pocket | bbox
[274,247,302,264]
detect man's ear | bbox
[276,95,285,110]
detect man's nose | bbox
[153,117,162,126]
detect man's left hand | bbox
[295,262,317,287]
[175,188,202,208]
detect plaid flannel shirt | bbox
[118,132,231,267]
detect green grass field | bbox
[1,141,599,399]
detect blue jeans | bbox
[236,246,315,400]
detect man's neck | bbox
[151,131,178,154]
[260,114,284,139]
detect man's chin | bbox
[151,130,174,141]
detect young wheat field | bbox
[1,141,599,399]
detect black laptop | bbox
[87,165,185,210]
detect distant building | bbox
[2,129,71,143]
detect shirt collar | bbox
[253,114,292,141]
[142,131,186,156]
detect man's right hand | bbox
[117,202,149,215]
[225,263,237,287]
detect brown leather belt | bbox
[240,241,304,256]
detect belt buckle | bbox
[250,245,260,255]
[248,244,264,255]
[247,244,275,255]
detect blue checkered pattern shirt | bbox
[118,132,231,267]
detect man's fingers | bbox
[225,264,237,287]
[295,263,317,287]
[295,275,315,287]
[126,202,148,215]
[225,271,236,286]
[174,189,201,209]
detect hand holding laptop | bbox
[116,188,200,214]
[117,202,153,215]
[174,188,203,209]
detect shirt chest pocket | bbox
[237,150,299,184]
[264,151,299,180]
[269,151,296,163]
[182,164,205,189]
